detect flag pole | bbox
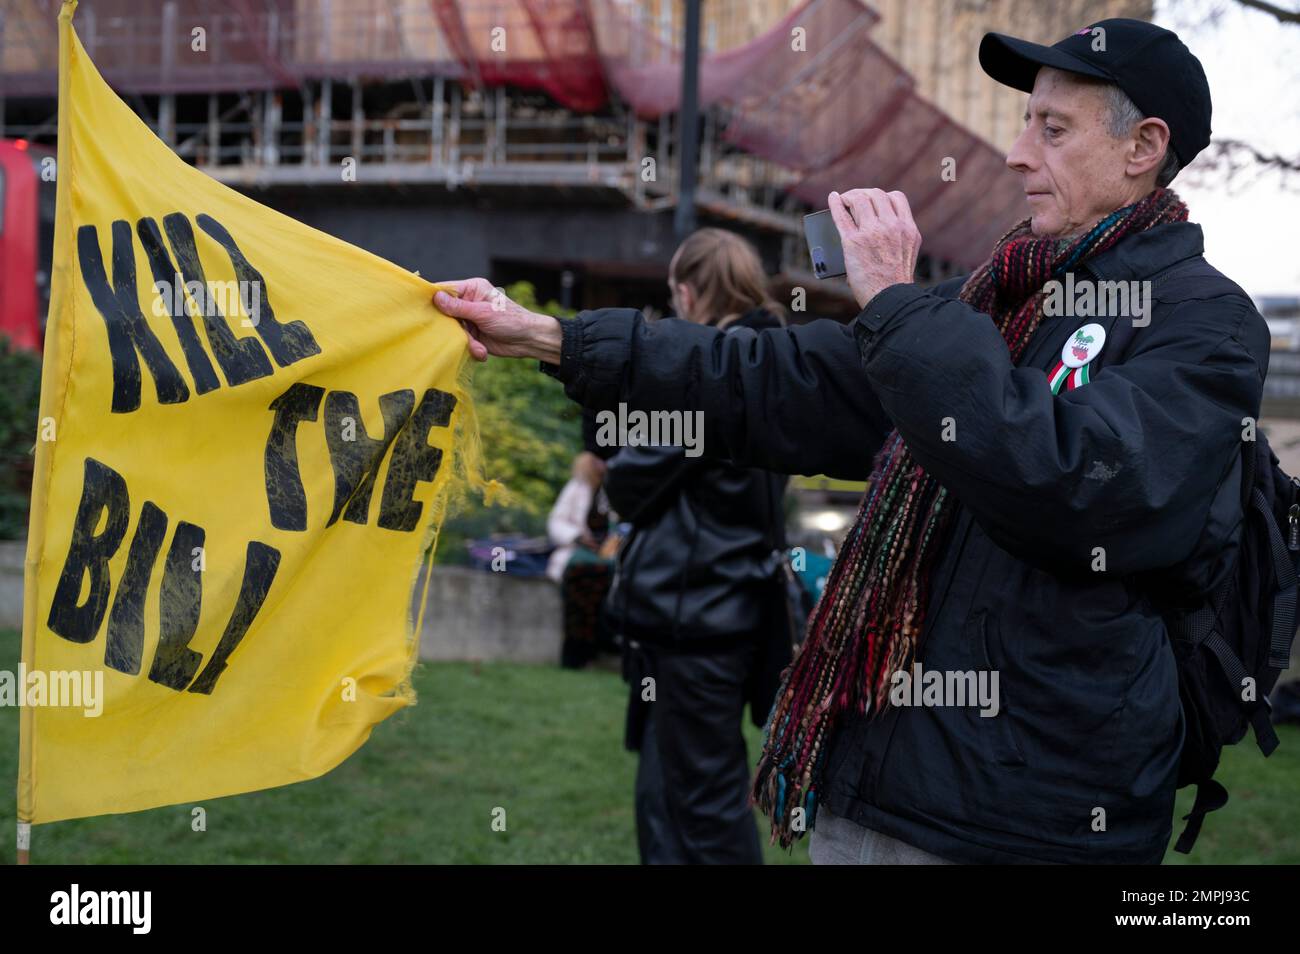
[17,823,30,864]
[16,0,77,863]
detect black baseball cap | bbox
[978,18,1211,168]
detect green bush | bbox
[436,282,583,564]
[0,338,42,541]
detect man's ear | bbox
[1128,116,1171,181]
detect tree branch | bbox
[1233,0,1300,24]
[1213,138,1300,173]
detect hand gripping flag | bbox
[18,1,487,827]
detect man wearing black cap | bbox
[436,18,1271,864]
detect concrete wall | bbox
[0,541,24,631]
[416,565,563,665]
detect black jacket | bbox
[602,308,790,648]
[541,222,1271,863]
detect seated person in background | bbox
[547,450,616,669]
[545,450,608,583]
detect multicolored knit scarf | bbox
[752,187,1190,847]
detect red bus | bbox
[0,139,56,352]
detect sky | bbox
[1152,0,1300,297]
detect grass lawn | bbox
[0,627,1295,864]
[0,628,805,864]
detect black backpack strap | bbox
[1200,629,1280,756]
[1166,557,1232,646]
[1176,589,1282,756]
[1174,778,1229,854]
[1253,703,1279,757]
[1168,592,1278,752]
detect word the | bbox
[264,383,456,532]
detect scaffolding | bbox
[0,0,1027,273]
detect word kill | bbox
[77,211,321,413]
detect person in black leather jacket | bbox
[601,228,792,864]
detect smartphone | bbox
[803,209,846,280]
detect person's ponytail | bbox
[670,228,787,328]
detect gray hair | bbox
[1102,84,1181,187]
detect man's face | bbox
[1005,67,1136,238]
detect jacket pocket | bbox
[969,611,1026,767]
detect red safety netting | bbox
[1,0,1027,266]
[587,0,824,119]
[586,0,1026,266]
[430,0,608,111]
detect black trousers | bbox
[625,639,764,865]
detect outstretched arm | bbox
[433,279,895,479]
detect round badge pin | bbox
[1062,322,1106,368]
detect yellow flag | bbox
[18,1,484,825]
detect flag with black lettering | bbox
[18,0,486,825]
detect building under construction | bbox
[0,0,1150,316]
